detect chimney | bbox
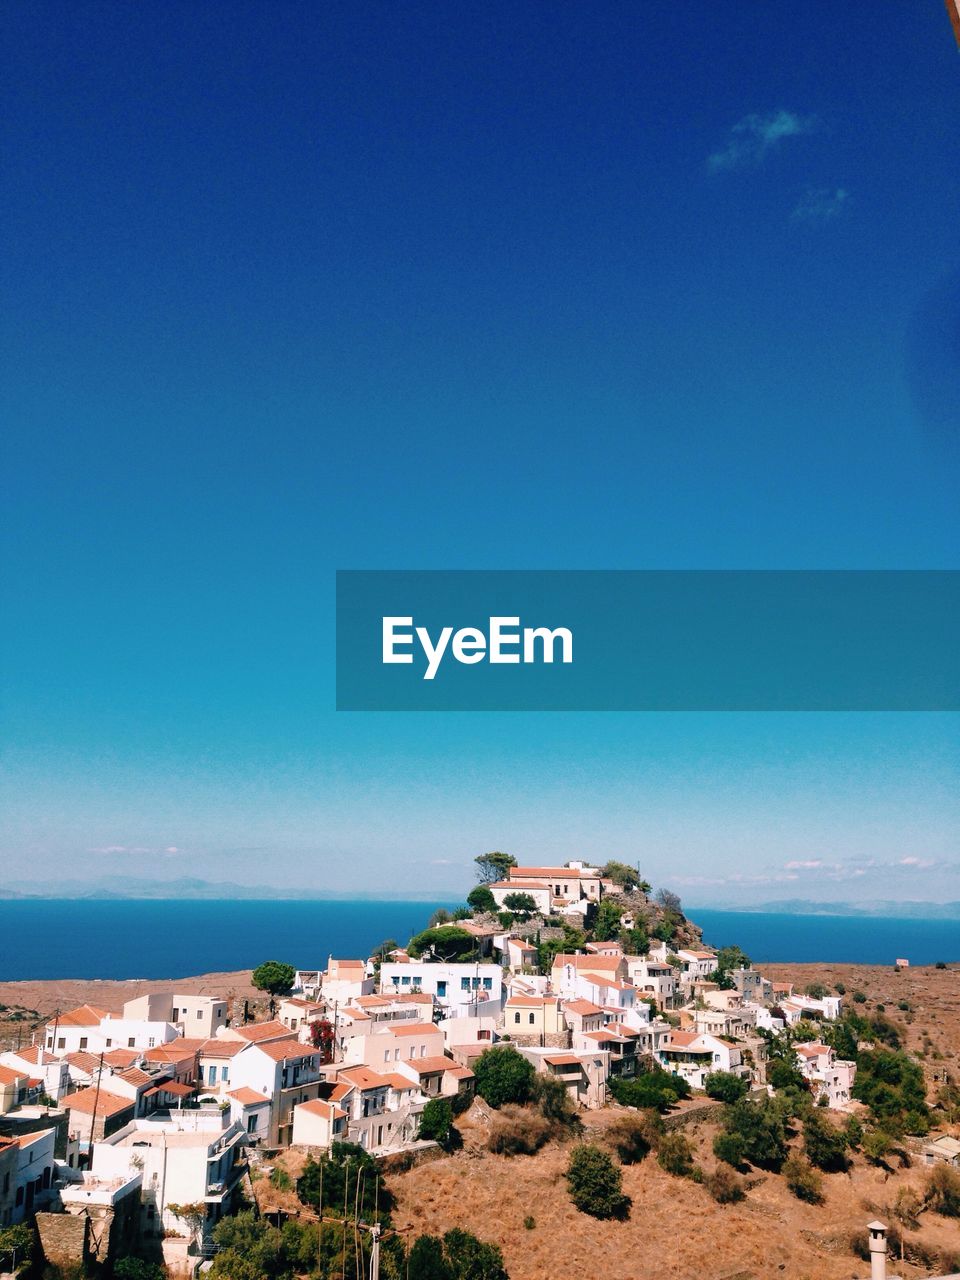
[867,1220,887,1280]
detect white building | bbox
[379,962,503,1017]
[121,993,229,1040]
[657,1029,749,1089]
[89,1110,246,1251]
[226,1037,322,1146]
[794,1042,857,1109]
[0,1130,57,1225]
[0,1046,69,1103]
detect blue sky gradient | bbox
[2,2,958,904]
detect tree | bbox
[251,960,296,996]
[805,982,828,1000]
[716,945,751,973]
[502,892,537,919]
[609,1069,690,1112]
[606,1112,660,1164]
[712,1131,746,1169]
[429,908,452,927]
[407,926,476,962]
[619,923,649,955]
[441,1228,508,1280]
[0,1225,34,1274]
[592,898,624,941]
[467,886,496,915]
[704,1071,749,1104]
[409,1235,452,1280]
[532,1073,579,1128]
[655,888,682,915]
[473,1046,536,1108]
[853,1048,929,1136]
[296,1143,389,1220]
[721,1098,789,1171]
[419,1097,454,1146]
[601,862,647,893]
[704,1165,745,1204]
[114,1261,168,1280]
[803,1109,849,1172]
[452,906,472,921]
[566,1144,630,1219]
[474,851,517,884]
[537,925,586,973]
[372,937,399,960]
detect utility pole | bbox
[87,1050,106,1171]
[367,1223,380,1280]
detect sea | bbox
[0,899,957,982]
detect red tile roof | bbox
[64,1087,134,1117]
[227,1087,270,1107]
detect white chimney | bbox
[867,1220,887,1280]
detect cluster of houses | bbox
[0,863,877,1270]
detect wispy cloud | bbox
[708,110,818,172]
[792,186,850,221]
[89,844,182,856]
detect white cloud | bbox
[708,110,818,172]
[89,844,182,856]
[793,186,850,221]
[785,859,823,870]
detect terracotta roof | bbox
[544,1054,582,1067]
[504,995,552,1008]
[254,1038,315,1063]
[143,1042,201,1064]
[65,1051,100,1073]
[581,1029,630,1044]
[391,992,433,1004]
[116,1067,152,1086]
[338,1066,390,1091]
[552,953,621,972]
[11,1045,43,1064]
[329,1082,354,1102]
[144,1080,194,1098]
[199,1038,248,1057]
[512,866,600,878]
[102,1049,140,1068]
[385,1022,439,1037]
[562,1000,604,1016]
[64,1087,134,1117]
[404,1056,464,1076]
[297,1098,348,1121]
[228,1087,270,1107]
[51,1005,109,1028]
[18,1130,52,1149]
[379,1073,420,1091]
[795,1043,830,1056]
[0,1065,26,1085]
[229,1021,291,1043]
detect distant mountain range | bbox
[0,877,441,902]
[700,898,960,921]
[1,879,958,919]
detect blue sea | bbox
[0,899,956,981]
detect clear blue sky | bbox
[2,2,958,905]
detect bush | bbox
[487,1105,551,1155]
[466,886,496,915]
[713,1131,746,1169]
[853,991,867,1004]
[114,1262,166,1280]
[704,1071,749,1104]
[566,1144,630,1219]
[606,1112,660,1164]
[473,1046,536,1109]
[783,1153,823,1204]
[657,1131,695,1178]
[925,1164,960,1218]
[720,1097,789,1171]
[419,1097,454,1146]
[861,1128,893,1164]
[532,1074,579,1129]
[834,982,846,995]
[853,1048,929,1135]
[407,926,476,961]
[609,1069,691,1112]
[803,1110,849,1172]
[704,1165,745,1204]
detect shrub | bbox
[704,1165,745,1204]
[473,1046,536,1108]
[853,1048,929,1135]
[466,886,496,915]
[566,1144,630,1219]
[419,1097,454,1146]
[712,1131,746,1169]
[803,1110,849,1172]
[783,1153,823,1204]
[487,1105,551,1155]
[862,1128,893,1164]
[609,1069,690,1112]
[407,926,476,961]
[805,983,828,1000]
[721,1097,789,1171]
[532,1074,579,1129]
[523,1216,535,1230]
[853,991,867,1004]
[606,1112,660,1164]
[925,1164,960,1218]
[704,1071,748,1104]
[935,961,947,969]
[657,1131,695,1178]
[113,1261,166,1280]
[834,982,846,995]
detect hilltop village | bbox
[1,857,958,1280]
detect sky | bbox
[1,2,958,907]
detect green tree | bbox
[474,851,517,884]
[408,926,476,962]
[452,906,472,921]
[704,1071,749,1104]
[783,1152,824,1204]
[803,1109,849,1172]
[853,1048,929,1136]
[601,862,646,893]
[533,1073,579,1128]
[466,886,496,915]
[609,1069,690,1112]
[296,1143,389,1219]
[715,945,751,973]
[606,1111,660,1164]
[251,960,296,996]
[419,1097,454,1146]
[409,1235,452,1280]
[113,1261,167,1280]
[0,1225,34,1273]
[442,1228,509,1280]
[502,892,537,919]
[721,1097,789,1171]
[473,1046,536,1109]
[566,1144,630,1219]
[429,908,453,927]
[592,898,624,941]
[712,1131,746,1169]
[619,923,649,955]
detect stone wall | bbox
[35,1212,88,1267]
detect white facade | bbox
[795,1042,856,1109]
[122,994,229,1039]
[379,962,503,1017]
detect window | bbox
[105,1039,112,1047]
[401,976,410,986]
[172,1009,179,1020]
[57,1038,65,1050]
[209,1065,218,1083]
[247,1115,258,1133]
[148,1038,156,1048]
[197,1010,202,1019]
[514,1012,521,1024]
[128,1038,135,1048]
[461,978,470,991]
[222,1069,229,1084]
[528,1013,535,1025]
[436,981,447,997]
[79,1037,88,1050]
[482,977,493,990]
